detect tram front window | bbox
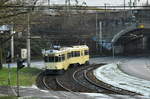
[54,56,60,62]
[44,56,62,62]
[49,56,55,62]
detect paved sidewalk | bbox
[0,86,148,99]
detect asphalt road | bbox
[119,57,150,81]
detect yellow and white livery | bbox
[43,45,89,74]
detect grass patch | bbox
[0,96,18,99]
[0,67,43,86]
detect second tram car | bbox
[43,45,89,74]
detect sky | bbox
[39,0,148,6]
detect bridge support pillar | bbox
[143,36,148,50]
[113,45,124,54]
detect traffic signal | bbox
[17,59,25,70]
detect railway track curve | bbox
[36,63,140,96]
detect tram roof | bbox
[43,45,88,55]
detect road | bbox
[119,57,150,81]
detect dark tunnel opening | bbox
[113,28,150,55]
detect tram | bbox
[42,45,89,74]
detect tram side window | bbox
[84,50,89,55]
[67,53,72,58]
[71,52,74,57]
[74,51,80,57]
[62,54,65,61]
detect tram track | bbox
[55,65,94,93]
[36,71,62,90]
[36,71,47,90]
[72,64,132,94]
[72,64,107,93]
[36,71,72,98]
[36,69,86,97]
[36,63,140,96]
[55,77,79,95]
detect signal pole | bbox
[27,13,31,67]
[0,46,2,69]
[17,64,19,97]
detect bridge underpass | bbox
[112,24,150,55]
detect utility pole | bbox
[104,3,107,16]
[133,0,137,7]
[99,21,102,53]
[68,0,71,6]
[48,0,50,6]
[95,11,98,51]
[146,0,149,6]
[11,23,14,62]
[27,13,31,67]
[123,0,126,24]
[124,0,126,10]
[129,0,132,8]
[65,0,71,16]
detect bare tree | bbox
[0,0,40,69]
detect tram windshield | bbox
[44,55,65,62]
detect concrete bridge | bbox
[112,23,150,44]
[110,23,150,54]
[94,9,150,55]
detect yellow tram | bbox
[43,45,89,74]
